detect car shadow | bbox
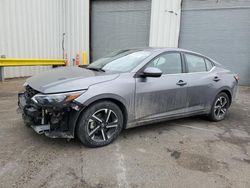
[25,115,206,148]
[27,110,242,149]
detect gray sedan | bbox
[18,48,238,147]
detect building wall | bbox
[0,0,89,78]
[149,0,182,47]
[64,0,90,66]
[179,0,250,85]
[0,0,181,78]
[181,0,250,9]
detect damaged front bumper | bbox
[18,89,83,139]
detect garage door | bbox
[179,1,250,85]
[91,0,151,61]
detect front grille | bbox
[24,85,39,99]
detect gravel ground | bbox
[0,78,250,188]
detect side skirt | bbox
[126,110,208,129]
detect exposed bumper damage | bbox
[18,86,82,138]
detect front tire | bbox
[77,101,123,147]
[209,92,230,122]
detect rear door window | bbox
[185,53,207,73]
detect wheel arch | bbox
[217,87,232,106]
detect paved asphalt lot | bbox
[0,78,250,188]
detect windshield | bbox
[87,50,152,72]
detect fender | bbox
[213,86,233,106]
[81,93,127,107]
[217,86,233,96]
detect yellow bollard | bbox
[83,51,88,65]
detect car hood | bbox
[26,67,119,93]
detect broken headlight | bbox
[31,90,86,106]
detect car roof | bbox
[124,47,203,55]
[125,47,221,67]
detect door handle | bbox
[176,80,187,86]
[213,76,220,82]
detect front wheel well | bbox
[219,90,232,106]
[76,98,128,132]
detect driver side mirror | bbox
[141,67,162,78]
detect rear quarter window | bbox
[205,59,214,71]
[185,54,207,73]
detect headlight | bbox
[31,90,86,106]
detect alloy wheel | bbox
[87,108,119,142]
[214,96,228,120]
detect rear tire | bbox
[76,100,123,147]
[209,92,230,122]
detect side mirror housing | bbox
[141,67,162,78]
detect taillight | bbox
[234,75,240,82]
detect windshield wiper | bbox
[86,67,105,72]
